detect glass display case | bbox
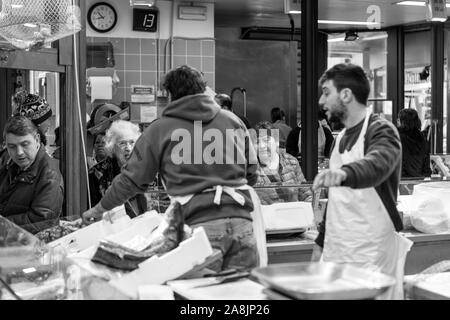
[0,216,127,300]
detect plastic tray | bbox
[252,262,395,300]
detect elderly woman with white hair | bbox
[88,120,147,218]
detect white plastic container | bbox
[410,182,450,234]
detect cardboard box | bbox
[48,206,132,254]
[109,227,213,299]
[69,214,213,299]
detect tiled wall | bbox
[87,37,215,106]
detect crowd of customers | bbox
[0,64,434,248]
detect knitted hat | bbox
[13,92,52,125]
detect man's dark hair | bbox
[270,107,285,123]
[3,115,39,139]
[398,108,421,131]
[215,93,232,110]
[162,65,207,101]
[319,63,370,105]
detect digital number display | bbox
[132,8,158,32]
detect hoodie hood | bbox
[162,93,221,122]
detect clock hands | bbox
[95,12,105,20]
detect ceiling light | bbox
[318,20,380,26]
[396,1,426,6]
[11,4,24,9]
[129,0,154,7]
[327,37,345,42]
[362,34,388,41]
[23,23,38,28]
[396,1,450,7]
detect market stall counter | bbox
[263,180,450,275]
[267,230,450,275]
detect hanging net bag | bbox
[0,0,81,50]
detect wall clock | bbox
[88,2,118,33]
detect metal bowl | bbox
[252,262,396,300]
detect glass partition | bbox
[404,30,432,139]
[327,31,388,101]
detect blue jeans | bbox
[191,218,259,272]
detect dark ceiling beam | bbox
[301,0,319,181]
[387,26,404,126]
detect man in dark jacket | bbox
[83,65,259,271]
[0,116,64,234]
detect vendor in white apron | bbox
[82,65,267,271]
[312,64,413,300]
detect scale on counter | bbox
[262,202,314,235]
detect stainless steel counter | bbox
[267,230,450,275]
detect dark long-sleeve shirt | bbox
[315,114,403,247]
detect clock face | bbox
[88,2,117,33]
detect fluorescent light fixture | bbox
[396,1,450,7]
[288,10,302,14]
[23,23,38,28]
[362,34,388,41]
[396,1,426,6]
[319,20,379,25]
[129,0,154,7]
[328,34,387,42]
[11,4,24,9]
[327,37,345,42]
[23,267,36,274]
[431,17,448,21]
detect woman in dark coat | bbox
[397,108,431,178]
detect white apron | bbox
[322,110,413,300]
[166,184,268,268]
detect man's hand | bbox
[312,168,347,191]
[311,243,323,262]
[82,203,107,225]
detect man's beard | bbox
[329,98,348,123]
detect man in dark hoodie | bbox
[82,65,259,272]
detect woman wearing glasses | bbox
[88,120,147,218]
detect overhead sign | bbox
[426,0,447,22]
